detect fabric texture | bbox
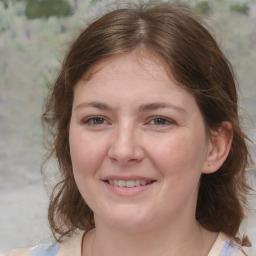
[29,243,60,256]
[5,231,248,256]
[220,240,246,256]
[208,232,246,256]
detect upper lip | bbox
[102,175,156,182]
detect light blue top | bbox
[29,243,60,256]
[28,239,245,256]
[220,240,245,256]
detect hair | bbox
[42,3,252,242]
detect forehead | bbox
[75,52,191,105]
[81,51,174,84]
[73,52,201,117]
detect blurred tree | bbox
[25,0,73,19]
[72,0,78,11]
[196,1,211,14]
[3,0,9,8]
[230,3,249,15]
[3,0,26,7]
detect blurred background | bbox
[0,0,255,254]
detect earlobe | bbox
[202,122,233,174]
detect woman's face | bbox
[69,53,212,231]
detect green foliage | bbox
[172,0,212,14]
[25,0,73,19]
[196,1,211,14]
[174,1,190,9]
[230,3,249,15]
[2,0,26,8]
[2,0,8,9]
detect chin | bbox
[95,206,154,231]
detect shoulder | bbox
[220,239,247,256]
[4,232,85,256]
[4,248,32,256]
[57,232,84,256]
[4,243,60,256]
[209,232,247,256]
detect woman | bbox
[6,3,252,256]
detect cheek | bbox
[149,132,208,178]
[69,129,105,176]
[150,134,208,208]
[69,130,106,206]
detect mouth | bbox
[105,179,155,188]
[102,177,156,196]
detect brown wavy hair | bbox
[42,3,252,242]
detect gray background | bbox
[0,0,255,254]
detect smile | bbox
[106,179,154,188]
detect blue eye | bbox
[150,117,173,126]
[84,117,106,126]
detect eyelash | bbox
[147,117,174,126]
[82,116,174,127]
[82,116,109,126]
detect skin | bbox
[69,52,232,256]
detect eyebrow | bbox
[75,101,113,111]
[138,102,187,114]
[75,101,187,114]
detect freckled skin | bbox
[69,53,211,231]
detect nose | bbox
[108,124,144,166]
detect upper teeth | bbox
[108,180,150,187]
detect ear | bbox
[202,121,233,174]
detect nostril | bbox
[107,131,144,164]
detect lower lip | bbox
[103,181,155,196]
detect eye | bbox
[83,116,109,126]
[148,117,174,126]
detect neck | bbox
[84,216,216,256]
